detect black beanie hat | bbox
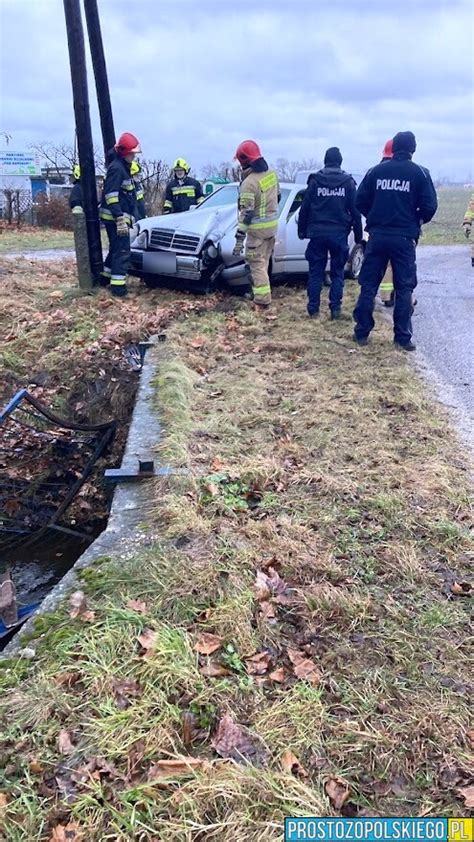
[324,146,343,167]
[392,131,417,154]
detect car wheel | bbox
[348,243,365,279]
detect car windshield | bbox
[197,185,239,208]
[197,185,291,216]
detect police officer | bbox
[99,132,141,297]
[297,147,362,319]
[353,131,437,350]
[163,159,204,214]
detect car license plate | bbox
[144,251,177,275]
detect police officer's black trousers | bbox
[353,234,417,345]
[103,221,130,291]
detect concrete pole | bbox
[83,0,116,159]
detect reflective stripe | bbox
[106,196,120,204]
[380,281,394,291]
[136,190,144,200]
[71,206,83,214]
[239,191,255,201]
[254,284,272,296]
[100,209,115,220]
[248,214,278,230]
[259,171,278,192]
[102,268,112,277]
[171,186,196,196]
[163,200,173,209]
[110,276,127,286]
[121,179,133,188]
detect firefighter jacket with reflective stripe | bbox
[163,176,203,213]
[69,181,83,210]
[298,167,362,243]
[237,168,280,235]
[133,174,146,220]
[463,193,474,224]
[356,153,438,239]
[99,154,137,224]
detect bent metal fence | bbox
[0,389,116,554]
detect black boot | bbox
[330,309,341,320]
[98,273,111,288]
[393,340,416,352]
[110,284,128,298]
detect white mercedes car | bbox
[129,181,365,292]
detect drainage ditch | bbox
[0,343,150,647]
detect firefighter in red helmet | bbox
[233,139,280,307]
[99,132,141,297]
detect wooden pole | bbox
[83,0,116,159]
[63,0,103,284]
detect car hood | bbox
[139,205,238,245]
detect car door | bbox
[280,189,309,275]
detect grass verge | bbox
[1,280,473,839]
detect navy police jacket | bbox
[356,152,437,239]
[298,167,363,242]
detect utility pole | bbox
[83,0,116,159]
[63,0,103,284]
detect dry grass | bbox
[1,278,473,839]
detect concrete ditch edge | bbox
[2,341,162,657]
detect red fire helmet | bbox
[115,132,141,156]
[234,139,262,166]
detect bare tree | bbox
[273,157,322,182]
[139,159,172,215]
[29,141,105,182]
[200,161,239,181]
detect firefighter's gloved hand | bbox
[116,216,129,237]
[233,233,245,256]
[463,223,471,239]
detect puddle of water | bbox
[1,525,102,606]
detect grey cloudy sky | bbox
[1,0,473,180]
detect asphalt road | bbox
[412,244,473,439]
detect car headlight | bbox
[205,243,219,259]
[132,229,148,249]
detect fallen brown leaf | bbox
[259,600,277,622]
[211,712,263,763]
[58,729,75,755]
[29,758,45,774]
[467,729,474,750]
[194,632,224,655]
[325,776,350,809]
[55,672,81,688]
[49,290,64,300]
[190,336,206,348]
[199,661,231,677]
[254,570,271,601]
[112,678,141,709]
[287,647,321,686]
[211,457,226,470]
[126,598,148,613]
[281,749,308,778]
[450,581,472,595]
[203,481,220,498]
[68,591,95,622]
[457,784,474,809]
[269,667,286,683]
[138,628,157,655]
[148,757,203,780]
[49,821,82,841]
[0,791,8,809]
[245,651,272,675]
